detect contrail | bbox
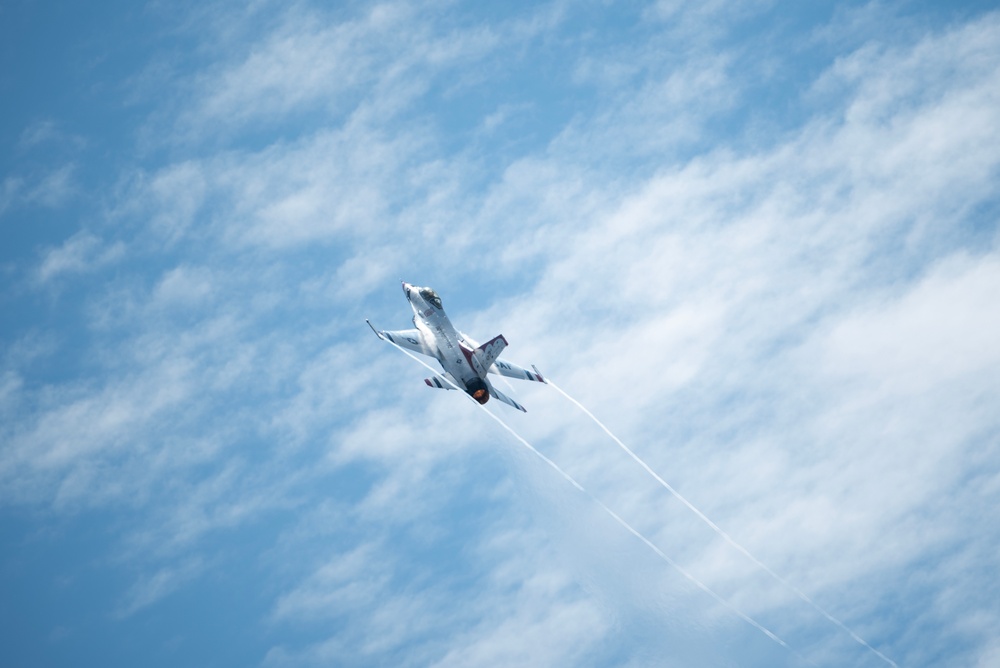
[381,339,815,666]
[545,378,898,668]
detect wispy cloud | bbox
[35,231,125,284]
[115,558,205,618]
[0,164,78,218]
[3,2,999,667]
[17,119,86,151]
[139,1,560,148]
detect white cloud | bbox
[819,253,1000,393]
[270,543,387,623]
[115,558,205,618]
[154,1,551,145]
[28,164,78,208]
[429,575,607,668]
[643,0,776,38]
[5,3,1000,667]
[3,355,194,480]
[36,232,125,284]
[152,265,217,307]
[0,176,25,217]
[442,10,1000,663]
[0,164,78,219]
[18,119,62,148]
[146,161,209,243]
[976,640,1000,668]
[0,371,23,424]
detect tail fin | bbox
[476,335,508,371]
[461,334,508,376]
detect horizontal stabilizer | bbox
[425,374,458,390]
[489,383,527,412]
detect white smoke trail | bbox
[497,372,519,396]
[545,378,898,668]
[380,339,814,666]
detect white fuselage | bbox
[403,282,486,398]
[372,282,538,412]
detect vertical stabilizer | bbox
[476,334,508,370]
[462,334,508,376]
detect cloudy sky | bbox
[3,1,1000,666]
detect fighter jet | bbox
[367,282,545,412]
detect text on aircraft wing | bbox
[489,357,545,383]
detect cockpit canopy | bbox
[419,288,443,310]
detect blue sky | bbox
[3,1,1000,666]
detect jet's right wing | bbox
[489,358,545,383]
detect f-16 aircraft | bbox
[367,282,545,412]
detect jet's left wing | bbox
[488,381,527,412]
[368,322,435,357]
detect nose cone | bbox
[402,281,412,299]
